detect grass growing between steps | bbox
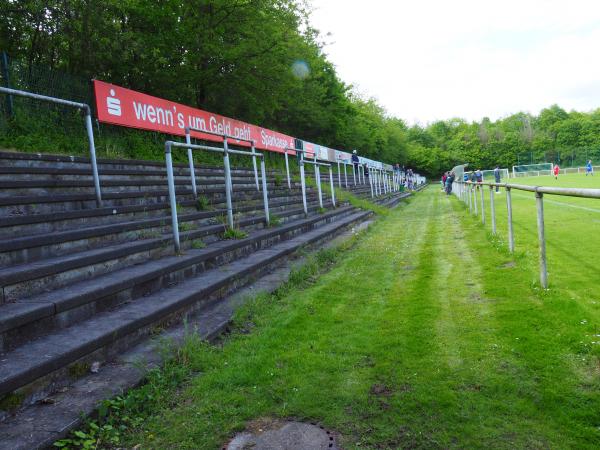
[61,187,600,449]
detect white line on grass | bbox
[512,192,600,214]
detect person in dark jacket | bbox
[352,150,359,175]
[445,171,455,195]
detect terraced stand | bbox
[0,150,410,449]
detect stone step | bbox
[0,178,296,197]
[0,190,317,238]
[0,205,356,353]
[0,184,309,215]
[0,165,269,181]
[0,199,337,303]
[0,208,370,411]
[0,150,279,175]
[0,195,326,267]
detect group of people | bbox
[350,151,419,190]
[442,166,504,195]
[441,171,455,195]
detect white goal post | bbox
[512,163,553,178]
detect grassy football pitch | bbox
[472,172,600,289]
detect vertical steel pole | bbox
[535,191,548,288]
[165,144,180,253]
[480,185,485,224]
[251,143,259,191]
[316,165,323,208]
[506,187,514,253]
[473,185,478,215]
[84,110,102,207]
[337,160,341,187]
[353,163,357,186]
[344,162,348,188]
[1,52,13,116]
[369,168,374,198]
[468,185,472,213]
[329,166,336,207]
[360,165,364,184]
[284,149,291,189]
[260,156,270,226]
[185,131,198,198]
[300,162,308,216]
[222,140,234,229]
[490,185,496,234]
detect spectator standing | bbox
[475,169,483,185]
[351,150,359,176]
[445,171,455,195]
[494,166,501,193]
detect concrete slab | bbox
[226,420,339,450]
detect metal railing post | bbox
[344,162,348,188]
[260,156,270,225]
[84,109,102,207]
[300,161,308,216]
[480,185,485,224]
[360,165,365,184]
[535,191,548,288]
[0,87,103,207]
[337,160,341,187]
[353,163,357,186]
[468,184,472,213]
[506,186,514,253]
[165,142,180,253]
[316,164,323,208]
[284,148,291,189]
[329,166,336,207]
[490,185,496,234]
[185,130,198,198]
[222,139,235,229]
[473,185,478,215]
[251,143,260,191]
[369,169,374,198]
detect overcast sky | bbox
[309,0,600,125]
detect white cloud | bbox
[309,0,600,123]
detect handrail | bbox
[165,138,269,253]
[185,126,261,196]
[452,179,600,288]
[0,86,102,206]
[463,180,600,199]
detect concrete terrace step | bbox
[0,205,356,351]
[0,150,280,175]
[0,207,370,403]
[0,185,310,215]
[0,190,318,238]
[0,200,339,302]
[0,195,327,267]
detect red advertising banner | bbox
[93,80,296,154]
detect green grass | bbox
[468,173,600,289]
[63,185,597,449]
[222,227,248,240]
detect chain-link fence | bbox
[516,147,600,168]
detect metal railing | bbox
[453,180,600,288]
[0,86,102,206]
[165,135,270,253]
[296,149,336,215]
